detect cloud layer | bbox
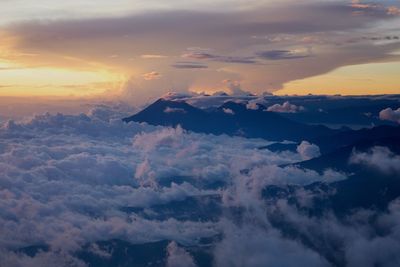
[0,103,399,266]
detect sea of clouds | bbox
[0,103,399,267]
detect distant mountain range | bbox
[160,93,400,128]
[264,135,400,224]
[123,98,400,147]
[123,98,337,142]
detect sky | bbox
[0,0,400,103]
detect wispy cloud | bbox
[182,50,258,64]
[142,71,162,80]
[257,50,311,60]
[141,54,168,59]
[171,61,208,69]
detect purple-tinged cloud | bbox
[2,100,400,267]
[379,107,400,124]
[267,101,305,113]
[223,108,235,115]
[297,141,321,160]
[166,241,197,267]
[182,51,257,64]
[182,51,217,60]
[171,62,208,69]
[350,146,400,173]
[164,107,187,113]
[142,71,162,80]
[257,50,310,60]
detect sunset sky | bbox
[1,0,400,103]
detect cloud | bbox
[350,0,379,10]
[182,50,257,64]
[120,74,195,106]
[257,50,310,60]
[182,51,217,60]
[222,108,234,115]
[245,165,346,187]
[387,6,400,16]
[1,102,399,266]
[164,107,187,113]
[171,62,208,69]
[297,141,321,160]
[350,146,400,173]
[214,222,330,267]
[217,56,257,64]
[349,0,399,17]
[166,241,197,267]
[266,101,305,113]
[0,110,225,261]
[264,197,400,267]
[367,35,400,41]
[161,92,197,100]
[379,107,400,124]
[87,243,112,259]
[130,125,304,185]
[142,71,162,80]
[0,106,307,257]
[3,1,400,100]
[141,54,168,59]
[0,250,87,267]
[246,97,268,110]
[222,80,251,95]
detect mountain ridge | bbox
[123,98,337,142]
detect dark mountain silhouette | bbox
[274,136,400,217]
[123,99,336,142]
[259,124,400,157]
[298,137,400,173]
[311,125,400,154]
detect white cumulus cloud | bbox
[379,107,400,124]
[297,141,321,160]
[267,101,305,113]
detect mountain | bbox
[163,94,400,128]
[281,136,400,215]
[295,136,399,172]
[123,98,336,142]
[311,125,400,154]
[276,96,400,127]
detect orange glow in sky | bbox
[0,0,399,101]
[277,61,400,96]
